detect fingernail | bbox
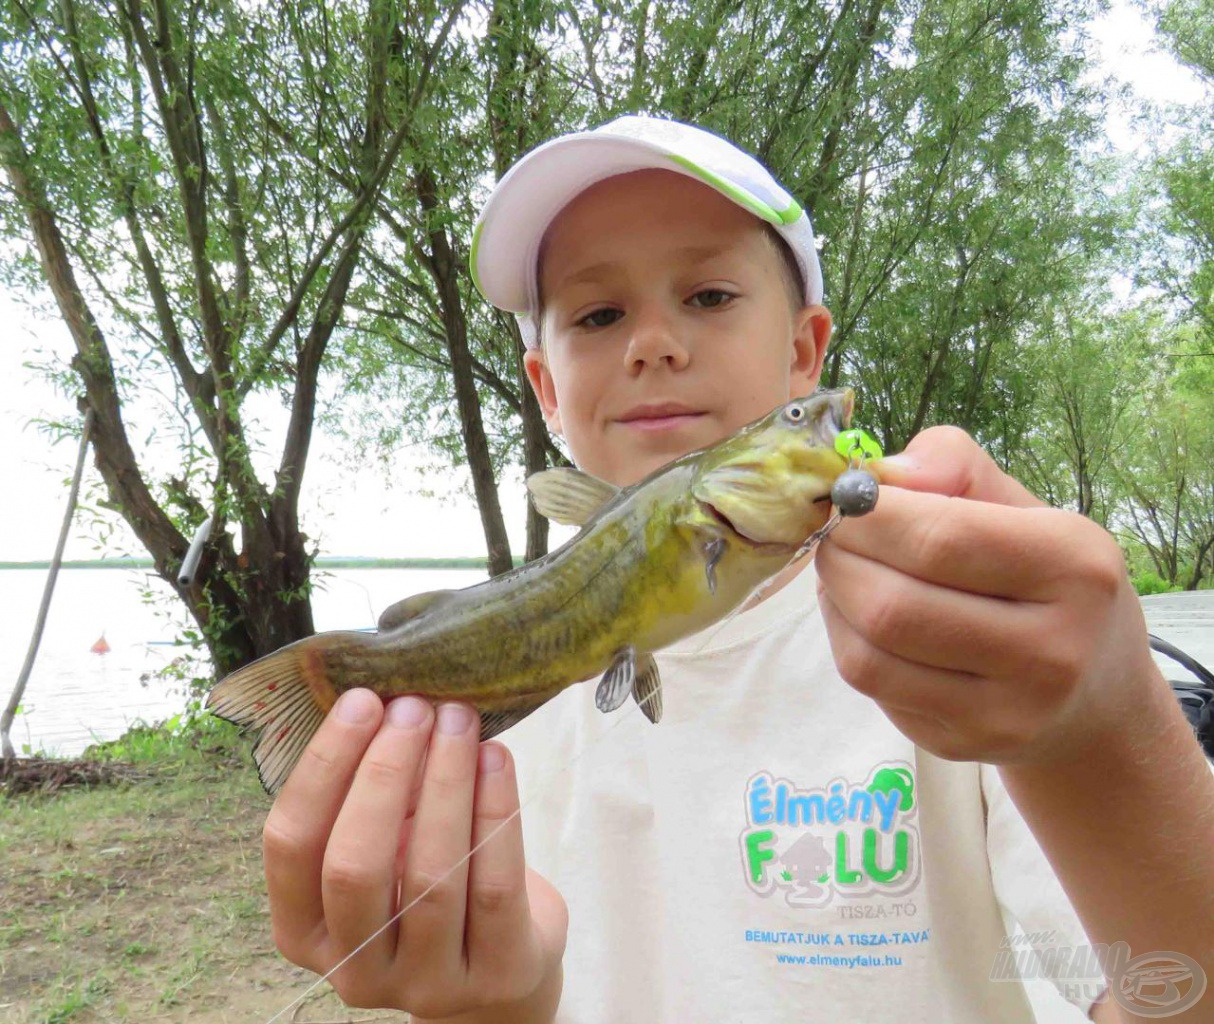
[335,689,378,724]
[479,743,506,773]
[387,696,430,728]
[437,702,475,735]
[880,453,917,471]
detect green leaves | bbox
[3,0,1210,681]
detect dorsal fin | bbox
[526,467,619,526]
[377,589,456,632]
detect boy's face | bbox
[523,169,831,487]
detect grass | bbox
[0,717,404,1024]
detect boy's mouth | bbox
[616,402,708,432]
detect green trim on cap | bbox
[469,220,486,297]
[667,154,803,225]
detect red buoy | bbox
[90,633,111,655]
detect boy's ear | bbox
[790,304,832,398]
[523,348,564,436]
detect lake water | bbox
[4,568,1209,759]
[0,567,486,757]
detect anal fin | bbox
[479,698,551,741]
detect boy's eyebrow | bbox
[551,244,735,294]
[553,261,620,293]
[673,243,733,265]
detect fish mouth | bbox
[699,500,772,548]
[815,389,855,449]
[699,487,835,551]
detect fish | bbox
[207,388,877,794]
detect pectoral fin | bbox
[703,537,726,595]
[378,590,456,632]
[526,467,620,526]
[632,653,662,724]
[596,645,636,713]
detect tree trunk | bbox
[415,167,514,577]
[503,317,553,563]
[0,0,415,676]
[484,0,556,564]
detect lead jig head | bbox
[831,468,879,517]
[830,427,882,518]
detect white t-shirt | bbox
[505,560,1103,1023]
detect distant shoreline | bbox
[0,557,494,570]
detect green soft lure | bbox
[834,427,883,463]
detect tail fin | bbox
[207,642,336,796]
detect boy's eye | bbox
[578,307,623,329]
[688,289,735,309]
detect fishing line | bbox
[263,455,873,1023]
[262,538,839,1023]
[262,677,667,1024]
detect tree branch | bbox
[239,0,467,396]
[0,102,187,573]
[201,90,252,343]
[28,0,215,430]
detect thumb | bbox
[875,425,1045,509]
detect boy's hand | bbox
[815,425,1161,766]
[262,690,567,1020]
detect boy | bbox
[260,117,1214,1022]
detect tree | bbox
[1115,364,1214,590]
[1,0,1138,681]
[1011,303,1143,522]
[0,0,464,672]
[335,0,576,573]
[340,0,1113,517]
[583,0,1111,452]
[1141,0,1214,351]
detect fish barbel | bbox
[208,388,878,794]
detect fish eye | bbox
[784,404,806,423]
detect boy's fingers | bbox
[398,701,480,976]
[818,589,1062,763]
[877,425,1044,509]
[818,587,980,720]
[816,540,1045,676]
[463,742,539,977]
[825,486,1084,602]
[321,696,434,969]
[263,688,384,966]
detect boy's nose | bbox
[623,308,690,374]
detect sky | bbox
[0,320,543,560]
[0,0,1207,563]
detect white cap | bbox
[471,115,823,348]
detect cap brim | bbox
[473,134,749,314]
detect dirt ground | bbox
[0,750,409,1024]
